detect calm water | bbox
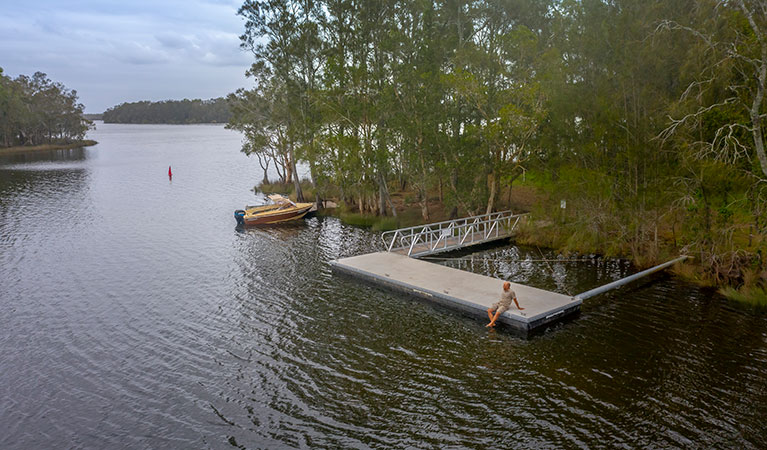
[1,123,766,449]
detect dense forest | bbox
[102,98,231,124]
[0,68,90,148]
[227,0,767,296]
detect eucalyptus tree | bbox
[315,0,362,206]
[238,0,327,202]
[0,70,88,147]
[291,0,326,204]
[658,0,767,182]
[315,0,401,215]
[388,0,449,219]
[430,0,483,216]
[227,65,297,186]
[446,0,549,214]
[343,0,395,215]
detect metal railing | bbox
[381,210,527,257]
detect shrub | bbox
[719,285,767,309]
[372,217,400,232]
[255,179,315,201]
[339,212,378,227]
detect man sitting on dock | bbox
[487,282,524,327]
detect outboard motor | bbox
[234,209,246,225]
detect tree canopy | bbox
[230,0,767,284]
[0,68,90,148]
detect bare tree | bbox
[657,0,767,181]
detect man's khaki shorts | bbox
[490,299,511,315]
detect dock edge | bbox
[329,259,582,335]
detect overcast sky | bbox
[0,0,253,112]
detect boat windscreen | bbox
[267,194,296,207]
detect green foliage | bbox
[0,69,90,147]
[339,213,379,228]
[230,0,767,287]
[102,98,230,124]
[372,217,400,232]
[719,286,767,309]
[256,179,315,201]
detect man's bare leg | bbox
[487,308,495,322]
[486,309,502,327]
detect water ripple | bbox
[2,125,767,449]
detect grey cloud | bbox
[1,0,251,112]
[192,32,249,66]
[155,32,191,49]
[112,42,170,65]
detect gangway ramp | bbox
[381,210,526,257]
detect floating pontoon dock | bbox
[330,251,581,333]
[330,210,688,335]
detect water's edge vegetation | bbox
[229,0,767,307]
[0,140,97,155]
[0,69,91,148]
[266,174,766,308]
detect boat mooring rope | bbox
[537,245,574,296]
[419,256,596,263]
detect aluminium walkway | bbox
[381,210,526,257]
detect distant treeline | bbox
[0,68,90,148]
[102,98,231,124]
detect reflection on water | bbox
[1,124,766,449]
[427,246,633,297]
[0,146,88,167]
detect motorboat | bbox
[234,194,314,225]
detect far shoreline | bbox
[0,140,98,155]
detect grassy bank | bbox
[256,179,317,202]
[719,286,767,309]
[255,180,452,231]
[336,212,399,231]
[509,172,767,309]
[511,216,765,309]
[0,140,98,155]
[335,203,458,232]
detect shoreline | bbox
[270,181,765,308]
[0,140,98,155]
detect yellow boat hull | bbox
[238,203,314,225]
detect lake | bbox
[1,123,766,449]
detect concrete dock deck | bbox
[330,252,581,333]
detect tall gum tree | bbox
[227,65,296,186]
[659,0,767,181]
[238,0,325,202]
